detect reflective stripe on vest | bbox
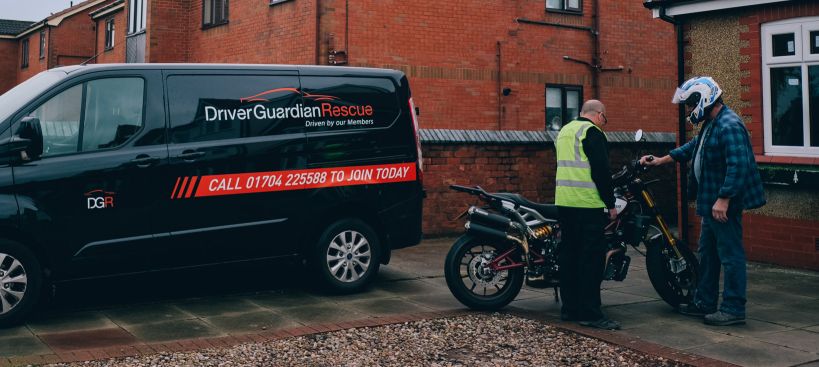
[554,119,605,208]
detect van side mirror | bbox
[0,135,33,159]
[13,116,44,160]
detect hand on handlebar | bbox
[639,155,663,166]
[608,208,617,221]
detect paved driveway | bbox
[0,237,818,367]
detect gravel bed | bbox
[45,313,689,367]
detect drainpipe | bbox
[658,8,689,244]
[315,0,320,65]
[497,41,502,130]
[591,0,600,99]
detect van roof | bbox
[54,63,406,79]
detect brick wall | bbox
[146,0,191,63]
[94,11,126,64]
[17,30,49,84]
[687,207,819,271]
[314,0,678,133]
[422,142,677,236]
[0,39,18,94]
[49,9,100,68]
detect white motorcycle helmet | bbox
[672,76,723,125]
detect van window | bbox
[32,78,145,157]
[167,75,302,143]
[300,76,400,132]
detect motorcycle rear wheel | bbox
[646,238,699,308]
[444,235,524,310]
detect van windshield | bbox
[0,70,67,129]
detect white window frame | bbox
[762,17,819,157]
[105,18,115,50]
[128,0,146,35]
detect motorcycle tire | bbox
[444,235,524,310]
[646,237,699,308]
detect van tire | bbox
[312,219,381,293]
[0,239,42,328]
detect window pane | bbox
[546,0,563,10]
[772,33,796,57]
[34,84,82,157]
[546,88,562,131]
[567,0,580,10]
[810,66,819,147]
[82,78,144,151]
[566,90,580,121]
[770,67,804,146]
[203,0,212,25]
[811,31,819,55]
[167,75,302,143]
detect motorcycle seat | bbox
[494,193,559,219]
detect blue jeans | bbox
[693,214,747,317]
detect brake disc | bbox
[468,252,505,288]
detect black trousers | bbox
[558,206,607,321]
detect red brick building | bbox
[0,0,112,92]
[645,0,819,270]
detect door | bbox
[157,70,309,265]
[11,70,169,278]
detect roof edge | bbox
[645,0,793,18]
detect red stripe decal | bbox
[177,177,189,199]
[171,177,181,199]
[185,177,199,198]
[192,162,416,198]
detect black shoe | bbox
[579,318,621,330]
[677,303,713,317]
[704,311,746,326]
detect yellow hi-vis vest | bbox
[555,119,606,208]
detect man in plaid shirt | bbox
[641,76,765,326]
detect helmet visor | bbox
[671,87,686,104]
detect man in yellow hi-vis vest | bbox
[555,99,619,330]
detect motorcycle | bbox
[444,130,698,310]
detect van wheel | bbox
[0,240,42,328]
[312,219,380,293]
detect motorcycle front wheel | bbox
[646,237,699,308]
[444,235,524,310]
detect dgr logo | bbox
[85,189,115,209]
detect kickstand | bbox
[553,286,560,303]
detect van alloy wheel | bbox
[326,230,371,283]
[0,253,28,316]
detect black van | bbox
[0,64,424,326]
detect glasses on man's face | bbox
[599,112,608,125]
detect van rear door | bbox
[157,69,309,264]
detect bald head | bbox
[580,99,605,115]
[580,99,607,128]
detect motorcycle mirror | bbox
[634,129,644,142]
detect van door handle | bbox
[130,155,160,168]
[175,150,206,162]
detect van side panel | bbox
[301,72,422,252]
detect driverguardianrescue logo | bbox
[84,189,116,209]
[202,88,376,128]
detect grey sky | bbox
[0,0,76,22]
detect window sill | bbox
[270,0,294,6]
[546,9,583,16]
[104,47,114,52]
[126,30,146,38]
[755,154,819,166]
[202,21,229,30]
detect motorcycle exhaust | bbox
[465,221,510,241]
[467,207,513,229]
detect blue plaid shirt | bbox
[669,106,766,217]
